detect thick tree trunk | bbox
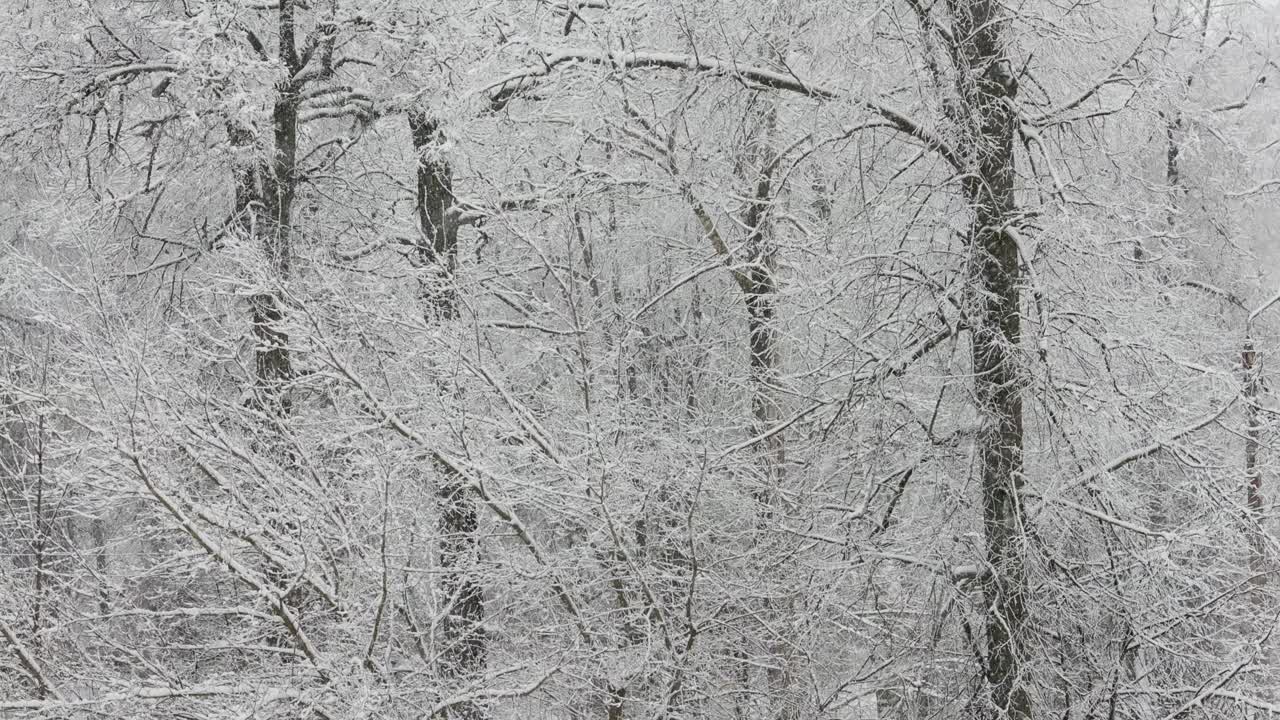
[436,478,486,720]
[233,1,302,415]
[225,0,308,653]
[408,112,460,319]
[253,78,297,410]
[739,106,797,720]
[946,1,1031,718]
[228,123,291,412]
[746,267,782,491]
[741,105,785,509]
[407,111,486,720]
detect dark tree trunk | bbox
[408,112,460,319]
[738,105,798,720]
[407,111,486,720]
[436,478,486,720]
[226,0,308,653]
[946,1,1032,718]
[742,123,784,506]
[1245,339,1263,514]
[228,122,289,410]
[232,0,303,416]
[1243,337,1267,602]
[1157,0,1211,248]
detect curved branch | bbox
[0,619,64,702]
[483,47,964,171]
[1029,35,1147,127]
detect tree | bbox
[5,1,1280,718]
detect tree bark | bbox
[1157,0,1212,246]
[745,173,784,505]
[945,1,1032,718]
[1242,336,1267,603]
[407,111,486,720]
[234,1,303,416]
[408,112,460,320]
[1244,339,1263,514]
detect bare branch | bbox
[0,618,64,702]
[483,47,963,170]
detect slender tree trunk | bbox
[30,410,46,665]
[946,2,1031,718]
[1158,0,1212,242]
[91,515,110,615]
[1245,339,1263,514]
[1242,335,1268,605]
[407,111,486,720]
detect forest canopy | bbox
[2,1,1280,719]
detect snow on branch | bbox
[1,684,301,712]
[483,47,964,171]
[1029,398,1238,519]
[484,47,837,103]
[0,618,64,703]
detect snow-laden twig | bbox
[0,618,64,703]
[483,47,963,171]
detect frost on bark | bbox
[230,0,309,416]
[743,141,785,505]
[409,112,461,320]
[408,110,486,720]
[225,0,318,655]
[946,1,1032,717]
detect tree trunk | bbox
[1157,0,1212,246]
[408,112,460,319]
[740,100,785,509]
[1245,339,1263,514]
[739,101,797,720]
[252,78,297,412]
[946,2,1032,718]
[408,111,486,720]
[233,1,302,416]
[1243,336,1267,606]
[224,0,307,654]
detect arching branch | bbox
[483,47,964,171]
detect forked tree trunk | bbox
[407,111,486,720]
[946,1,1032,718]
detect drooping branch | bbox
[484,47,837,99]
[483,47,965,171]
[1028,36,1147,127]
[315,334,595,645]
[0,618,64,702]
[120,448,330,679]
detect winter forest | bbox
[6,0,1280,718]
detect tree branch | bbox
[483,47,963,170]
[0,618,64,702]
